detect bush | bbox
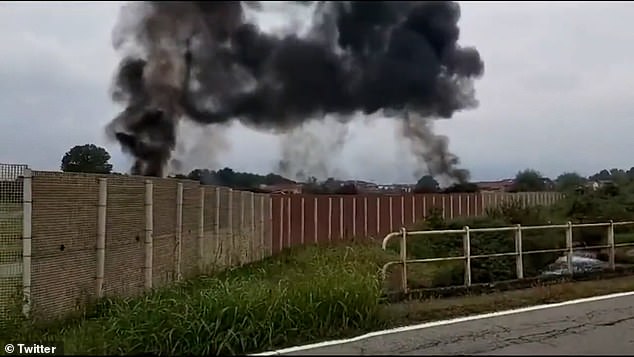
[402,199,577,286]
[402,188,634,287]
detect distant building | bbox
[368,184,414,194]
[341,180,378,192]
[475,179,515,192]
[259,183,303,194]
[585,180,613,191]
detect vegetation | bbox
[3,244,390,355]
[5,162,634,354]
[555,172,587,192]
[4,225,634,355]
[413,175,440,193]
[442,182,479,193]
[511,169,548,192]
[394,177,634,290]
[182,167,295,190]
[60,144,113,174]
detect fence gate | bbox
[0,163,28,324]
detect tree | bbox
[589,169,611,182]
[334,183,358,195]
[512,169,546,192]
[555,172,586,192]
[443,182,479,193]
[61,144,113,174]
[414,175,440,193]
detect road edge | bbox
[251,290,634,356]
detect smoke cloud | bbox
[106,1,484,180]
[277,116,351,181]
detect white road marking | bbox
[251,290,634,356]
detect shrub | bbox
[400,200,578,287]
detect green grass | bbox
[615,232,634,244]
[4,189,634,355]
[3,243,391,355]
[3,241,634,356]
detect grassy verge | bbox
[2,243,391,356]
[4,190,634,355]
[381,274,634,327]
[2,241,633,356]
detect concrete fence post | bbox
[301,196,305,245]
[96,178,107,299]
[239,191,245,264]
[479,193,484,216]
[339,197,344,240]
[400,195,404,226]
[144,180,154,290]
[214,187,220,262]
[250,192,255,263]
[21,168,32,317]
[466,194,471,217]
[422,195,427,218]
[268,196,273,256]
[198,187,205,273]
[389,196,393,231]
[364,196,368,237]
[376,196,380,235]
[458,194,463,217]
[259,194,264,260]
[449,195,453,219]
[240,191,245,264]
[328,197,333,241]
[313,197,318,244]
[175,183,183,281]
[249,192,254,262]
[228,189,233,265]
[287,196,291,247]
[279,196,284,250]
[352,196,357,237]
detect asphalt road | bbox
[279,293,634,355]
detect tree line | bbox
[57,144,634,194]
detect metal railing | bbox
[381,221,634,293]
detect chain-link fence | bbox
[0,163,27,324]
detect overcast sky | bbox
[2,1,634,183]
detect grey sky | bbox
[1,1,634,183]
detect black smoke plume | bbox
[106,1,484,180]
